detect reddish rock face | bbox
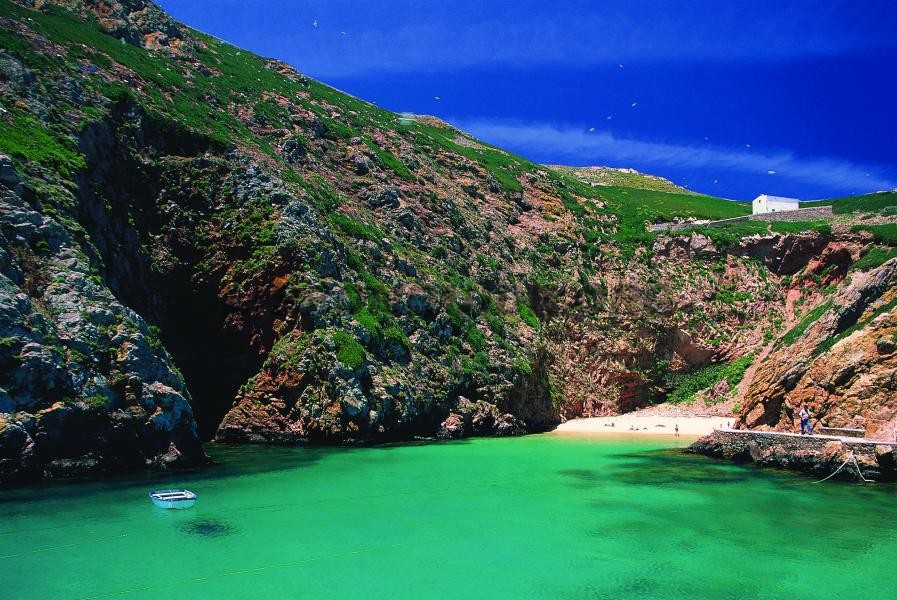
[739,261,897,441]
[731,233,831,275]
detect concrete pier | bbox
[688,428,897,482]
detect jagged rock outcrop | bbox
[0,154,203,482]
[35,0,194,53]
[731,232,831,275]
[437,397,526,440]
[739,259,897,441]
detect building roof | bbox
[753,194,800,203]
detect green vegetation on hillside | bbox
[813,296,897,357]
[596,186,749,224]
[780,301,832,347]
[412,122,533,192]
[666,355,753,404]
[333,331,365,369]
[850,223,897,246]
[549,165,693,194]
[802,191,897,214]
[363,139,414,181]
[545,168,752,260]
[516,300,540,328]
[679,221,768,248]
[0,108,85,176]
[844,224,897,272]
[850,247,897,272]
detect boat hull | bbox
[150,497,196,509]
[148,489,197,509]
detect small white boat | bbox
[148,489,197,509]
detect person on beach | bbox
[799,404,812,435]
[674,424,679,437]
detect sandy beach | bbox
[552,414,732,437]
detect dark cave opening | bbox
[74,108,263,440]
[153,270,263,440]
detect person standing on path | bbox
[799,404,812,435]
[674,424,679,437]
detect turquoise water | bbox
[2,434,896,599]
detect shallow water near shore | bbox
[2,434,895,599]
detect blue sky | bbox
[158,0,897,200]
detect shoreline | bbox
[551,415,732,437]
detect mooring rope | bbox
[850,454,875,483]
[812,451,874,484]
[812,454,852,484]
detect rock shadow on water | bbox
[0,443,331,504]
[570,576,660,600]
[557,468,605,488]
[180,518,238,538]
[607,449,750,486]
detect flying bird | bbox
[588,127,595,132]
[618,64,624,68]
[434,96,441,101]
[768,170,776,175]
[313,19,318,28]
[631,102,637,107]
[606,116,612,120]
[745,144,751,148]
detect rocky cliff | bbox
[738,255,897,440]
[2,0,896,484]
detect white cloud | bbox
[449,119,896,197]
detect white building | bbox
[752,194,800,214]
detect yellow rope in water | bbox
[0,534,129,560]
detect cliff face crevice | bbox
[72,106,267,439]
[0,152,204,483]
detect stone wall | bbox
[650,205,834,232]
[748,205,834,222]
[687,428,897,482]
[818,427,865,438]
